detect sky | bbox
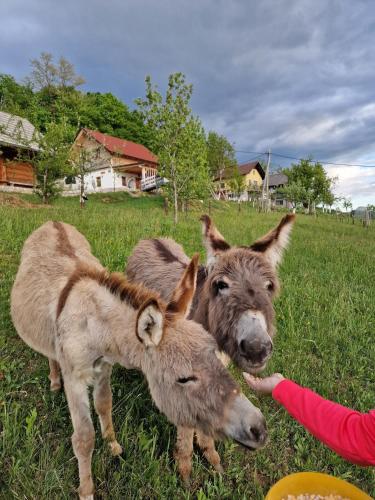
[1,0,375,207]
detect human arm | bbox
[244,373,375,466]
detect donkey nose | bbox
[239,339,273,363]
[249,422,267,446]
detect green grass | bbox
[0,192,374,499]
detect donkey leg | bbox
[93,361,122,456]
[48,358,62,391]
[195,430,223,473]
[173,426,194,486]
[63,376,95,500]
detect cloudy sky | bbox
[1,0,375,206]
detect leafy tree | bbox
[1,55,156,150]
[228,165,246,210]
[178,118,210,207]
[136,73,209,223]
[279,181,306,212]
[68,147,95,208]
[0,75,35,117]
[206,131,236,181]
[321,190,336,212]
[343,197,353,214]
[31,121,71,203]
[283,158,334,214]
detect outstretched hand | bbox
[243,372,285,395]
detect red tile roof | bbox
[84,129,157,165]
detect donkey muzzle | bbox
[236,311,273,370]
[223,394,267,450]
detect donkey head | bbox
[198,214,295,373]
[136,255,267,450]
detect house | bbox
[214,161,265,200]
[268,172,289,207]
[0,111,39,189]
[66,128,159,194]
[352,206,374,219]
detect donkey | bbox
[127,214,295,374]
[11,221,267,499]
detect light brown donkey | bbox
[11,221,266,499]
[127,214,295,373]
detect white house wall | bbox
[64,169,139,194]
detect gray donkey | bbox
[127,214,295,373]
[11,221,266,499]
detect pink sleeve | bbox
[272,379,375,466]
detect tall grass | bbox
[0,192,374,499]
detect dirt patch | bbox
[0,193,47,209]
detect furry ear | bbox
[250,214,296,268]
[136,299,164,347]
[166,253,199,320]
[200,215,230,268]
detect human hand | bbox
[243,372,285,395]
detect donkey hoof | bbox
[109,441,123,456]
[214,463,224,474]
[79,495,94,500]
[182,475,191,488]
[50,380,61,392]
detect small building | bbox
[0,111,39,189]
[352,206,375,219]
[214,161,265,200]
[268,172,288,207]
[66,129,159,194]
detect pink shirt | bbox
[272,379,375,466]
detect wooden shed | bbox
[0,112,39,188]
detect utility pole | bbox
[262,149,271,212]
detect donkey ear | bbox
[166,253,199,320]
[136,299,164,347]
[200,215,230,268]
[250,214,296,268]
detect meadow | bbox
[0,192,374,499]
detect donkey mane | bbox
[57,265,160,319]
[53,221,77,259]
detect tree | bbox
[343,197,353,215]
[228,165,246,211]
[68,147,95,208]
[206,131,237,195]
[28,52,85,91]
[1,56,155,148]
[283,158,334,214]
[136,73,209,224]
[56,57,85,89]
[321,190,336,213]
[279,181,306,213]
[31,121,71,203]
[0,74,35,117]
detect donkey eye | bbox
[177,376,198,384]
[214,280,229,293]
[266,281,274,292]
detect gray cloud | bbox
[1,0,375,205]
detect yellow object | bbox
[265,472,373,500]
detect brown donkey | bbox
[11,221,266,499]
[127,214,295,373]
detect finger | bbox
[242,373,260,388]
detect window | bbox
[121,176,126,187]
[96,177,101,188]
[65,176,76,185]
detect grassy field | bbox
[0,192,374,499]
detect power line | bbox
[235,150,375,168]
